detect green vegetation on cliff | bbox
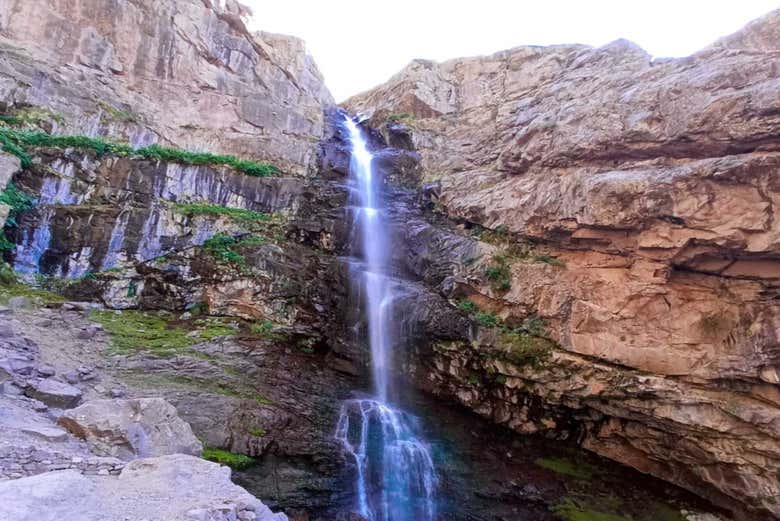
[535,456,598,480]
[0,181,35,250]
[202,233,266,271]
[485,252,512,291]
[552,500,633,521]
[172,203,271,224]
[202,447,256,470]
[0,279,66,305]
[0,127,279,176]
[90,309,236,356]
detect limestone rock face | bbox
[0,454,287,521]
[347,9,780,520]
[0,0,333,175]
[58,398,203,460]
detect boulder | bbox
[24,378,82,408]
[0,454,287,521]
[58,398,202,460]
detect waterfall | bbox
[101,211,130,270]
[335,115,437,521]
[13,207,54,274]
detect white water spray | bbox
[335,115,437,521]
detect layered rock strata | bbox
[0,0,332,175]
[346,10,780,520]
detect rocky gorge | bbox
[0,1,777,520]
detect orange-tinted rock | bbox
[348,8,780,520]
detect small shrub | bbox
[202,447,256,470]
[498,330,553,368]
[457,298,478,314]
[485,253,511,291]
[250,320,274,335]
[0,181,34,226]
[202,233,245,267]
[248,427,266,437]
[475,311,500,328]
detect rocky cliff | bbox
[346,9,780,520]
[0,0,332,175]
[0,1,778,520]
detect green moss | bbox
[0,127,279,177]
[645,503,687,521]
[89,309,235,356]
[253,394,274,405]
[202,447,256,470]
[0,281,66,305]
[173,203,271,225]
[248,427,267,437]
[535,457,597,480]
[551,499,634,521]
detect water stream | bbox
[335,115,438,521]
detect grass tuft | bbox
[202,447,256,470]
[172,203,270,224]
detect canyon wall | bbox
[346,9,780,520]
[0,0,332,175]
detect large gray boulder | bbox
[24,378,82,408]
[0,454,287,521]
[58,398,202,460]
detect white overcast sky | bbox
[243,1,778,101]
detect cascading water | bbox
[335,115,437,521]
